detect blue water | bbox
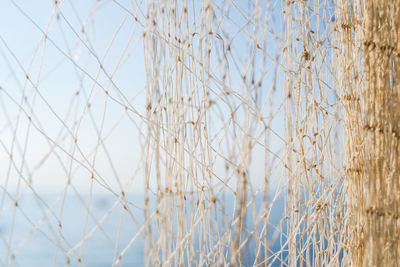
[0,192,286,266]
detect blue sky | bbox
[0,0,287,195]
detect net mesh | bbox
[0,0,399,266]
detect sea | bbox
[0,192,286,266]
